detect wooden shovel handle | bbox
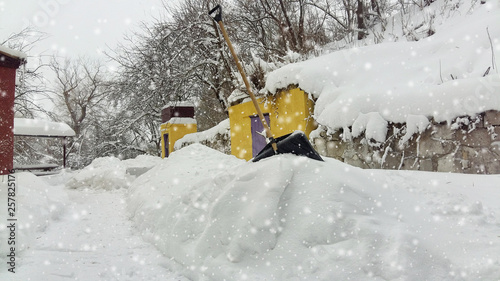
[216,20,278,152]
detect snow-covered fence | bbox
[174,119,231,155]
[311,110,500,174]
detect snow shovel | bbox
[209,5,323,162]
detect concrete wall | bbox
[312,110,500,174]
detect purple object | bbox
[250,114,270,157]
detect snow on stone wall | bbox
[260,0,500,174]
[311,110,500,174]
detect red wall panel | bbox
[0,66,16,175]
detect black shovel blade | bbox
[252,131,324,162]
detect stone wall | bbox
[312,110,500,174]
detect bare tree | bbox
[49,56,110,167]
[235,0,329,56]
[1,27,49,117]
[50,57,107,135]
[107,0,232,132]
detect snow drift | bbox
[67,155,161,190]
[128,144,500,280]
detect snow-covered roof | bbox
[265,1,500,138]
[0,45,27,60]
[164,117,197,125]
[13,118,76,137]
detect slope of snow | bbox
[265,0,500,140]
[128,144,500,280]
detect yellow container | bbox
[160,118,197,158]
[228,87,316,161]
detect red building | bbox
[0,46,26,175]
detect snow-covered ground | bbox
[0,170,188,281]
[2,145,498,280]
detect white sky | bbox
[0,0,177,115]
[0,0,168,60]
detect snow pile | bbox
[0,173,67,264]
[67,155,163,190]
[128,144,500,280]
[174,119,230,150]
[265,0,500,141]
[122,154,163,169]
[67,157,128,190]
